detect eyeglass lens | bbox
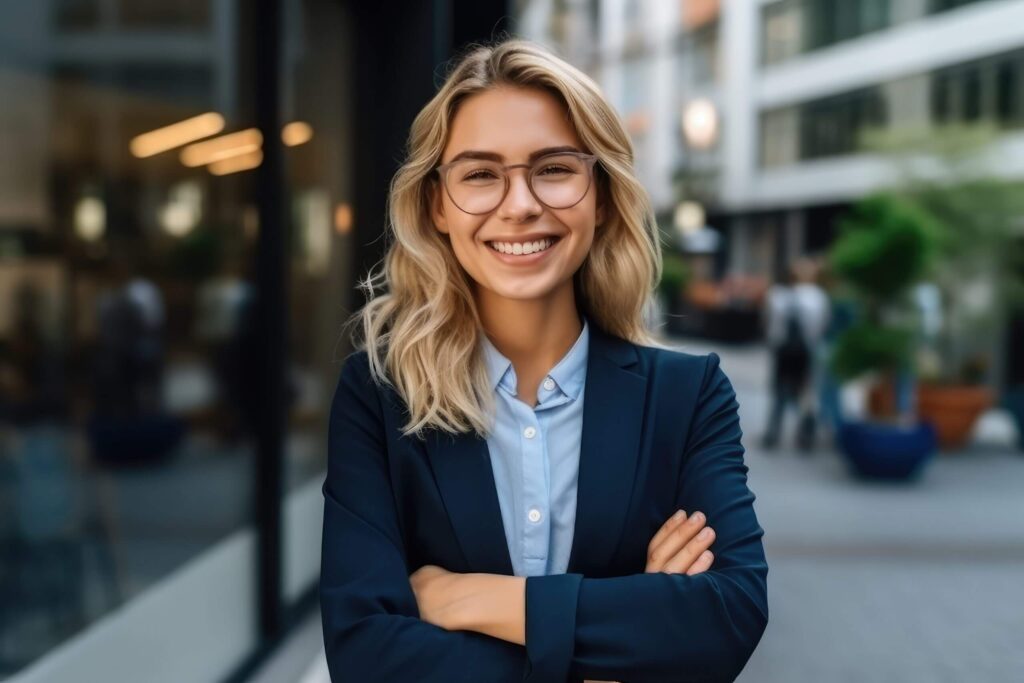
[443,154,592,213]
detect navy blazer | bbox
[320,324,769,683]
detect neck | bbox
[476,281,583,376]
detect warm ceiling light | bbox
[180,128,263,167]
[208,149,263,175]
[130,112,225,158]
[334,203,353,234]
[74,196,106,242]
[282,121,314,147]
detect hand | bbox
[645,509,715,575]
[409,564,471,631]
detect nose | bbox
[497,167,542,222]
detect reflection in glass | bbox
[0,1,257,675]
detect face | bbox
[430,85,605,303]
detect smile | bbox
[485,236,560,256]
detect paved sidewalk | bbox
[671,337,1024,683]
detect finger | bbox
[648,509,687,552]
[684,550,714,576]
[662,526,715,574]
[651,516,708,573]
[648,511,707,569]
[647,511,696,573]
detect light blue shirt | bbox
[479,316,589,577]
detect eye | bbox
[462,169,499,181]
[537,164,574,176]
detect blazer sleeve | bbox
[525,352,769,683]
[320,351,533,682]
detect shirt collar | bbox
[480,315,590,401]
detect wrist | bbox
[450,573,491,631]
[456,573,527,645]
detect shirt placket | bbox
[515,401,549,577]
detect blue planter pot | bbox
[836,419,937,481]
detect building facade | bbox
[517,0,1024,382]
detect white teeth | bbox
[488,238,556,255]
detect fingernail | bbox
[693,511,704,523]
[699,528,712,539]
[673,509,685,521]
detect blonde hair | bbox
[344,37,671,440]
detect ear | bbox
[430,180,449,235]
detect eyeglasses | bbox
[434,151,600,215]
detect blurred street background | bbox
[2,1,1023,682]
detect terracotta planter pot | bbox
[867,380,993,450]
[918,383,993,450]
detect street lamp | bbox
[675,97,720,254]
[681,97,718,151]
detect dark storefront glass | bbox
[0,0,292,676]
[279,0,354,607]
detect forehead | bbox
[442,86,583,161]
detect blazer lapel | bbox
[424,324,648,577]
[424,428,514,575]
[566,326,647,575]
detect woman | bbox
[321,38,768,683]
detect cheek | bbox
[446,220,486,270]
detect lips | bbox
[486,236,559,256]
[484,235,562,263]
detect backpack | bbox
[779,296,808,359]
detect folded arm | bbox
[320,351,535,682]
[456,353,769,683]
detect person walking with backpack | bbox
[761,257,830,452]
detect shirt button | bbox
[528,508,542,523]
[523,426,536,439]
[542,378,555,391]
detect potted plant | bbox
[658,250,690,334]
[862,124,1024,448]
[827,192,940,480]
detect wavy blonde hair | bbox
[345,37,671,440]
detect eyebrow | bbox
[445,145,583,165]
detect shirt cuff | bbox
[523,573,583,683]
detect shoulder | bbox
[333,348,388,409]
[633,342,732,397]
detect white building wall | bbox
[739,0,1024,211]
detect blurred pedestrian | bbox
[761,257,830,451]
[816,260,856,442]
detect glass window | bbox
[54,0,102,30]
[0,1,261,676]
[995,56,1023,126]
[116,0,210,29]
[760,107,800,168]
[929,48,1024,130]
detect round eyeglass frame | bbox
[433,151,600,215]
